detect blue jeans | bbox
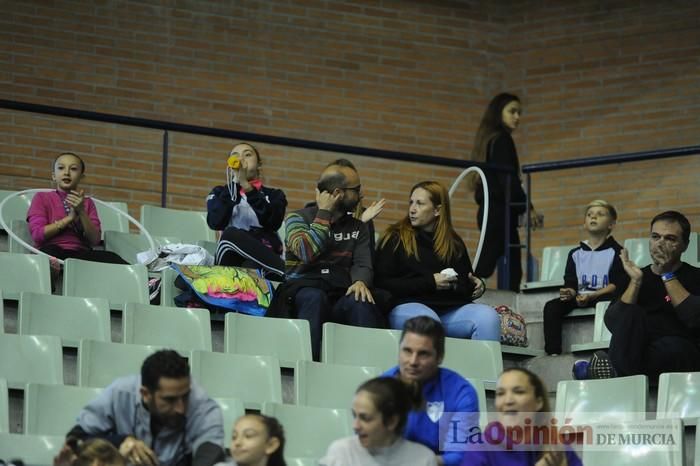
[389,302,501,341]
[294,287,382,361]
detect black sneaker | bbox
[587,350,616,379]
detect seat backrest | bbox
[555,375,647,425]
[63,258,149,309]
[539,246,576,281]
[95,201,129,237]
[0,334,63,389]
[214,396,245,447]
[286,458,318,466]
[103,230,149,265]
[123,303,212,352]
[24,383,102,435]
[261,402,353,459]
[442,338,503,386]
[8,219,33,254]
[140,205,215,243]
[294,361,381,409]
[465,377,489,430]
[159,267,179,307]
[593,301,612,342]
[78,339,160,388]
[19,292,111,347]
[0,378,8,432]
[190,351,282,409]
[582,418,684,466]
[0,433,64,466]
[322,322,401,371]
[0,252,52,299]
[624,238,652,267]
[0,290,4,333]
[0,190,34,229]
[684,232,699,265]
[225,313,312,368]
[656,372,700,424]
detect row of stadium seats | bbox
[0,190,215,243]
[3,369,699,465]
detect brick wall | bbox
[2,0,699,283]
[505,0,700,263]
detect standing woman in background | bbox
[468,93,539,292]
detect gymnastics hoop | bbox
[448,166,489,271]
[0,188,157,265]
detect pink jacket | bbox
[27,190,102,250]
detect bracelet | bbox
[661,272,677,282]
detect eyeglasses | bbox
[342,184,362,194]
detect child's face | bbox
[229,143,259,180]
[52,153,84,192]
[584,206,614,234]
[230,416,278,466]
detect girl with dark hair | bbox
[460,368,582,466]
[375,181,500,341]
[228,414,286,466]
[320,377,437,465]
[468,93,540,292]
[206,142,287,280]
[27,152,127,264]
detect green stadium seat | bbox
[294,360,381,409]
[0,378,8,432]
[77,339,161,388]
[24,383,102,435]
[321,322,401,371]
[656,372,700,426]
[63,258,149,310]
[261,402,352,459]
[555,375,647,426]
[19,292,111,347]
[123,303,212,352]
[8,219,33,254]
[0,252,51,300]
[570,301,612,352]
[442,337,503,390]
[225,313,312,368]
[95,201,129,238]
[521,245,576,291]
[140,205,215,243]
[190,351,282,409]
[0,433,64,466]
[214,396,245,447]
[0,334,63,389]
[0,190,34,230]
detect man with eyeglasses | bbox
[602,210,700,380]
[268,160,382,360]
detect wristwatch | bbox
[661,272,677,282]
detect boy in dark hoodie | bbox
[543,200,628,355]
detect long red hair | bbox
[379,181,464,263]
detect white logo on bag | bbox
[427,401,445,422]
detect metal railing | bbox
[0,99,519,285]
[521,145,700,282]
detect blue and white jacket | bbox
[383,366,479,466]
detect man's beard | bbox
[158,412,186,430]
[341,197,359,213]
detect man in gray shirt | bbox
[66,350,225,466]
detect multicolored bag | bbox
[172,264,274,316]
[495,305,528,347]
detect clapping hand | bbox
[620,248,643,282]
[361,198,386,223]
